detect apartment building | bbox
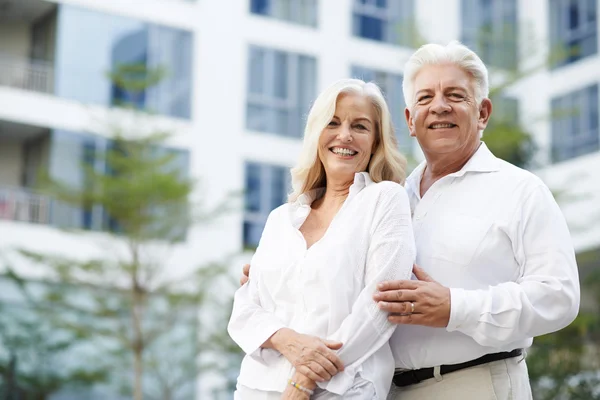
[0,0,598,398]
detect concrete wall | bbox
[0,22,31,59]
[0,138,22,187]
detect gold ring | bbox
[411,302,415,314]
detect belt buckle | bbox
[396,369,422,386]
[408,369,423,385]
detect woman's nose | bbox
[337,124,352,142]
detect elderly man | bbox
[372,41,580,399]
[240,42,580,400]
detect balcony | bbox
[0,53,54,94]
[0,0,57,94]
[0,185,51,224]
[0,119,52,227]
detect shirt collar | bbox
[405,141,500,196]
[294,172,374,208]
[290,172,374,228]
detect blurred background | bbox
[0,0,598,399]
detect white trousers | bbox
[388,357,533,400]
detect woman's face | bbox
[318,93,377,184]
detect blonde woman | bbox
[228,79,416,399]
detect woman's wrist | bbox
[263,328,294,351]
[291,371,316,390]
[282,372,314,399]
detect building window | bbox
[461,0,518,69]
[351,66,410,155]
[246,46,317,138]
[550,0,598,66]
[55,5,193,119]
[352,0,415,46]
[551,84,599,162]
[243,162,290,248]
[250,0,318,27]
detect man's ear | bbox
[405,107,416,137]
[478,98,493,131]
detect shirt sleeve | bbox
[446,184,581,347]
[318,183,416,395]
[227,209,287,365]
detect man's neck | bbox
[423,141,482,180]
[419,142,481,197]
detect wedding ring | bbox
[411,302,415,314]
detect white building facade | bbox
[0,0,598,398]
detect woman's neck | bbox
[312,179,353,211]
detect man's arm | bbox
[375,184,580,347]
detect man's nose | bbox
[430,95,451,114]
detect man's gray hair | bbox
[402,41,490,108]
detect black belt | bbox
[392,349,523,388]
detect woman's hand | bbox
[265,328,345,382]
[281,372,315,399]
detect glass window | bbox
[54,5,193,119]
[461,0,518,69]
[246,46,317,138]
[551,84,599,162]
[352,0,414,46]
[549,0,598,66]
[249,0,318,27]
[351,66,411,155]
[243,162,290,248]
[48,130,190,233]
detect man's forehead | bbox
[413,65,474,91]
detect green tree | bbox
[528,258,600,399]
[0,299,110,399]
[2,64,234,400]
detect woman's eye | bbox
[328,120,339,126]
[354,124,367,130]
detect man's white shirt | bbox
[390,142,580,369]
[228,173,416,398]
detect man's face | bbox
[404,63,491,157]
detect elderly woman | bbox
[228,79,416,399]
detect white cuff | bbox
[249,347,282,366]
[446,287,482,333]
[234,320,286,359]
[316,366,357,395]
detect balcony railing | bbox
[0,53,54,94]
[0,186,51,225]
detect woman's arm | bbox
[227,208,345,381]
[318,183,416,395]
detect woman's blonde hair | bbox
[289,78,407,202]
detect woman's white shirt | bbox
[228,172,415,399]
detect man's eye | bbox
[417,95,431,102]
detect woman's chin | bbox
[324,167,364,182]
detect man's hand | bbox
[266,328,345,383]
[240,263,250,286]
[373,264,451,327]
